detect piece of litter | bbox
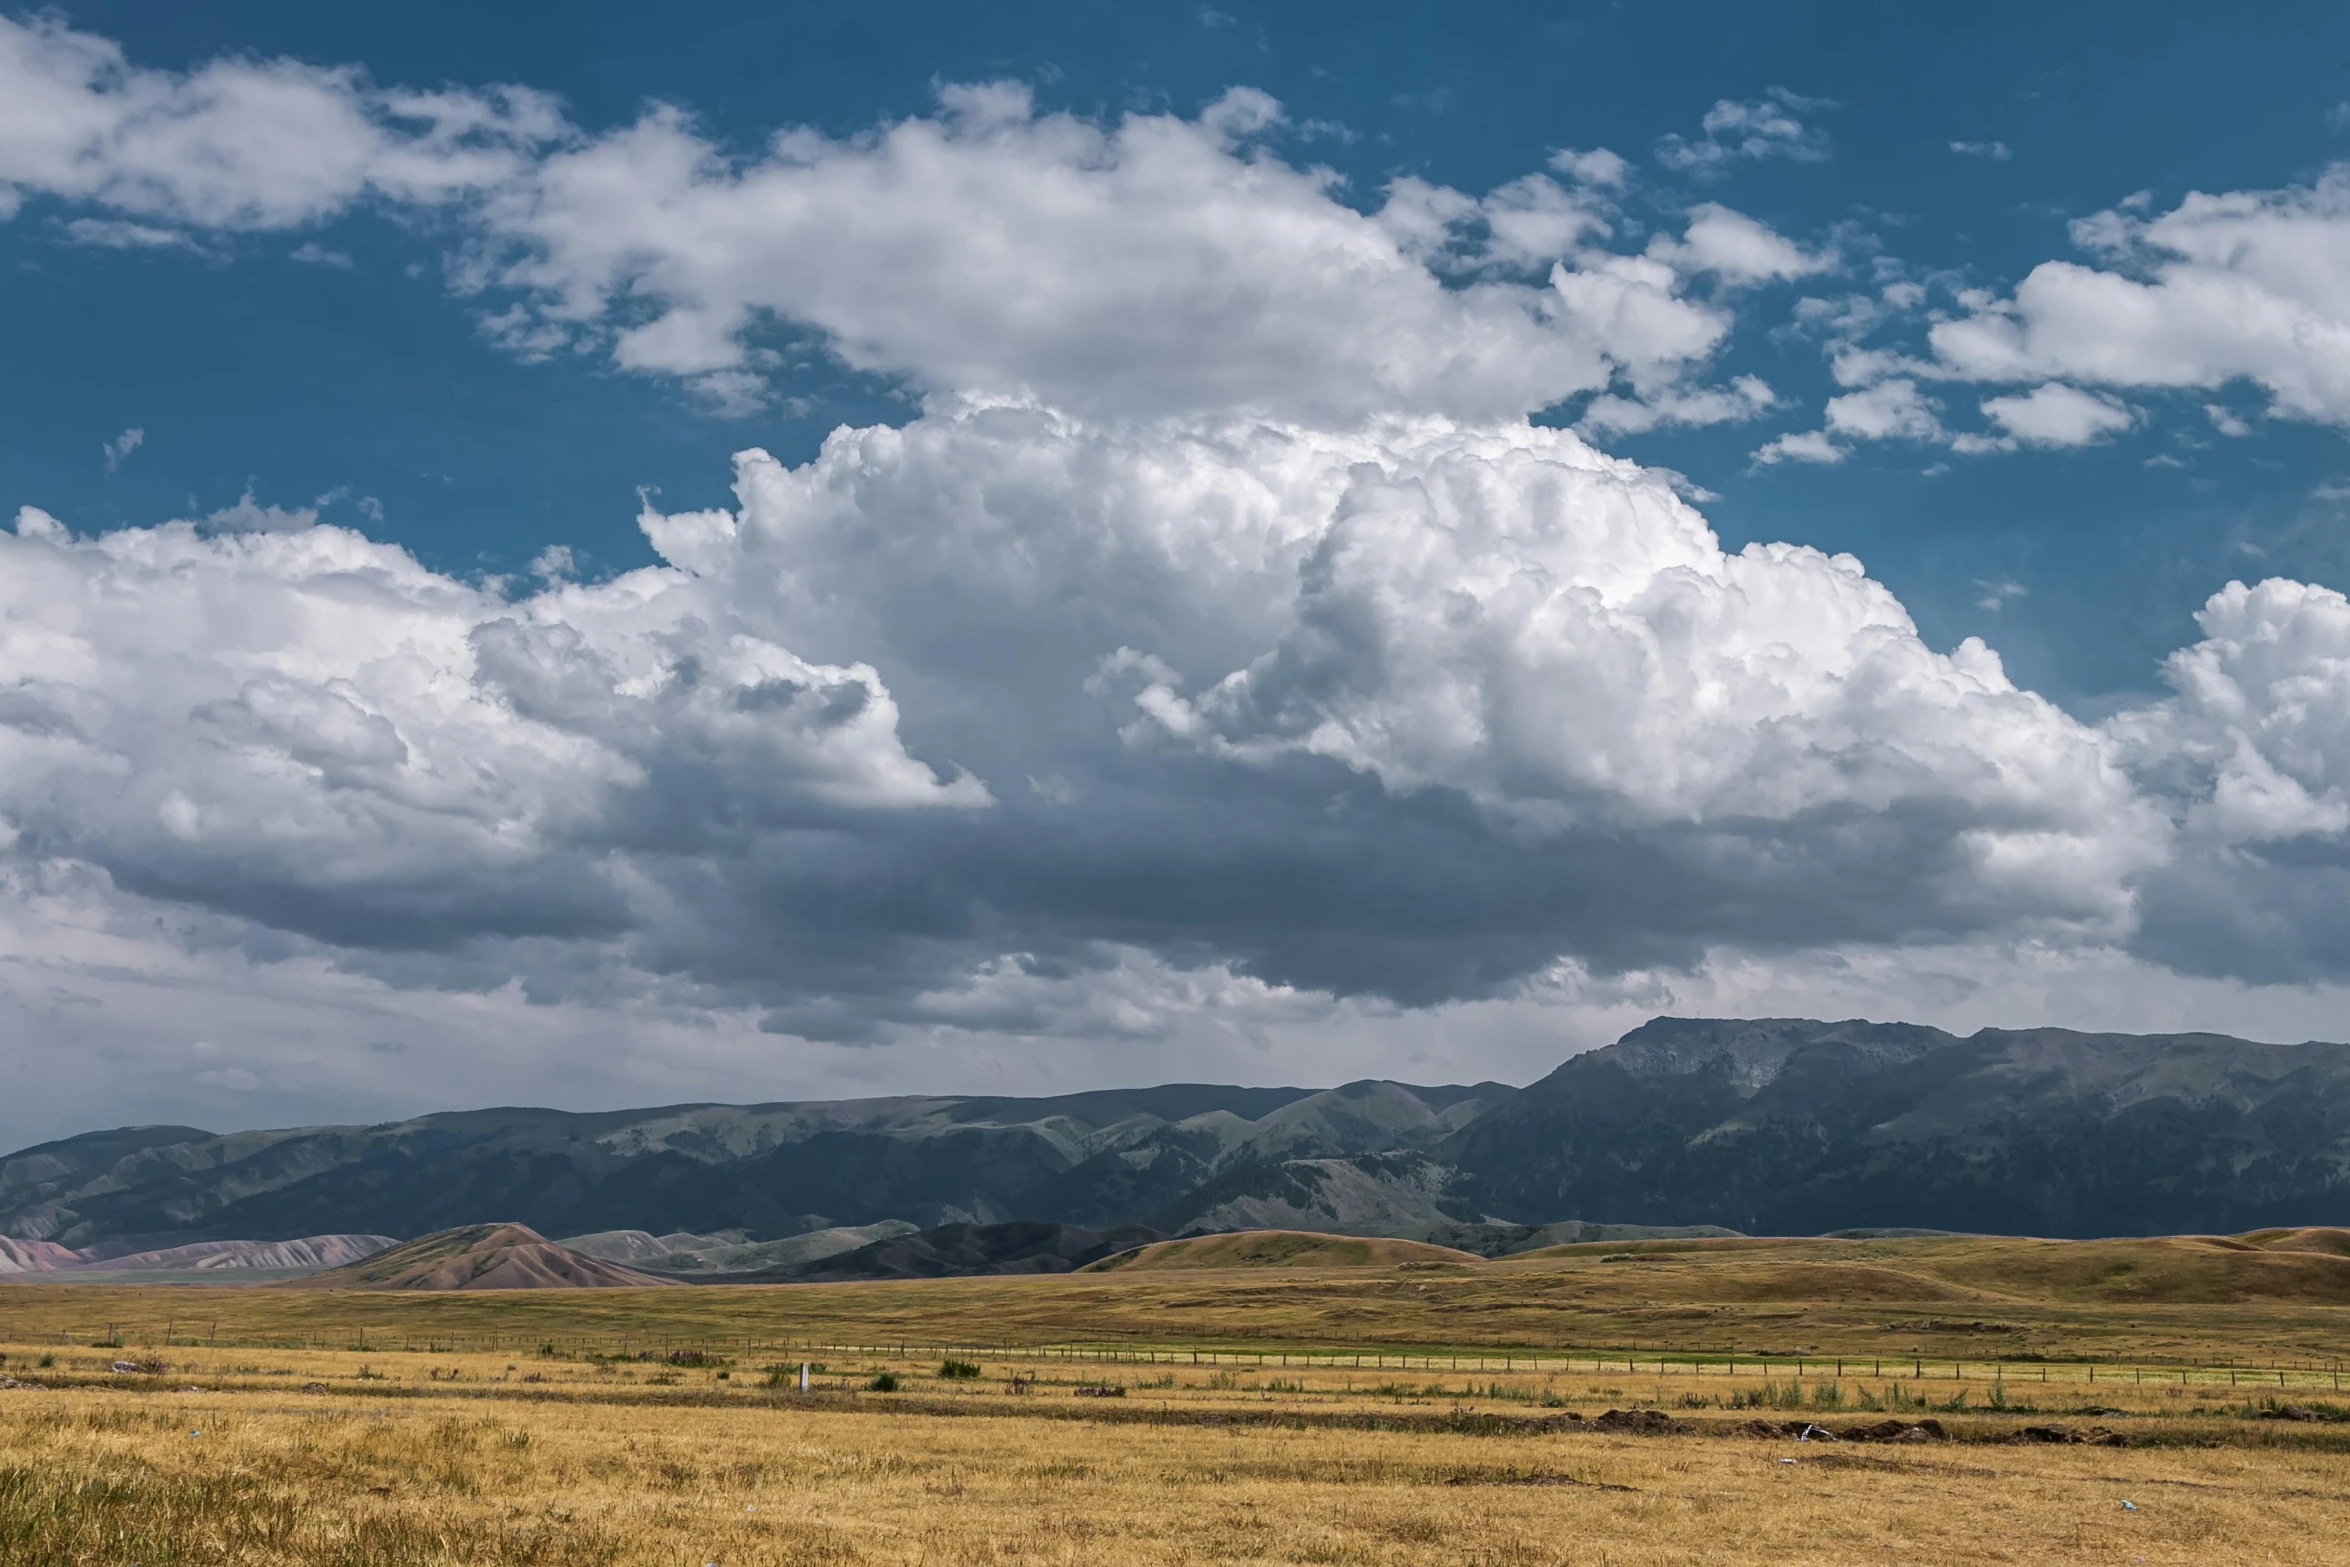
[188,1430,199,1437]
[2120,1500,2137,1511]
[1777,1458,1796,1465]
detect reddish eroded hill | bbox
[0,1237,81,1272]
[291,1223,680,1290]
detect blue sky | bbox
[10,1,2350,1143]
[23,1,2350,698]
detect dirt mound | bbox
[1996,1424,2128,1446]
[289,1223,679,1290]
[1840,1418,1945,1442]
[1592,1408,1688,1435]
[1081,1230,1483,1273]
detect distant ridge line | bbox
[6,1019,2349,1247]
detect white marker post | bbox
[798,1362,809,1392]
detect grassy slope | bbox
[8,1230,2350,1365]
[1082,1231,1483,1272]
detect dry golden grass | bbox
[1086,1231,1484,1272]
[10,1229,2350,1372]
[4,1372,2349,1565]
[5,1232,2346,1561]
[10,1244,2350,1567]
[11,1333,2348,1419]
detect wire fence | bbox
[16,1323,2346,1396]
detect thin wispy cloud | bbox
[101,426,143,473]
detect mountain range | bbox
[5,1017,2348,1257]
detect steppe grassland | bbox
[7,1233,2350,1562]
[7,1385,2350,1566]
[6,1336,2345,1424]
[10,1232,2350,1367]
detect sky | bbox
[9,1,2350,1147]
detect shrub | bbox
[867,1373,900,1392]
[1729,1380,1809,1411]
[938,1358,982,1381]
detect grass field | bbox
[4,1357,2349,1565]
[9,1231,2350,1369]
[6,1231,2350,1562]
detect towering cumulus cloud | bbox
[5,12,2350,1126]
[0,411,2161,1024]
[0,508,980,951]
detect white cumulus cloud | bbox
[1960,383,2137,451]
[1649,203,1832,285]
[0,17,1819,430]
[1655,89,1834,174]
[1752,378,1944,464]
[4,15,2350,1122]
[465,84,1756,423]
[0,14,560,227]
[1927,169,2350,425]
[0,501,984,985]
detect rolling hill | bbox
[296,1224,678,1290]
[1083,1230,1482,1271]
[700,1220,1169,1282]
[558,1222,921,1274]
